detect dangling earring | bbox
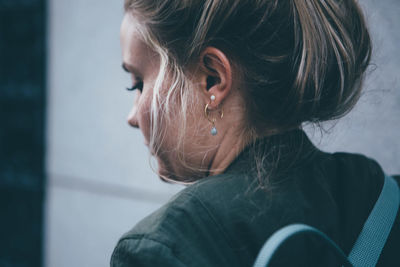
[205,95,223,136]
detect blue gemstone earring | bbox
[205,95,223,136]
[211,126,218,136]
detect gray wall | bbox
[45,0,182,266]
[44,0,399,266]
[307,0,400,175]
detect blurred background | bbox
[0,0,398,266]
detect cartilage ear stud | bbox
[210,95,216,101]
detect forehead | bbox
[120,14,157,71]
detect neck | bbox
[208,128,248,176]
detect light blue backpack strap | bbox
[252,224,353,267]
[348,174,400,266]
[253,174,399,267]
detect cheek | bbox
[136,88,173,149]
[135,92,152,144]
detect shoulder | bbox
[110,190,201,266]
[120,173,240,239]
[111,236,186,267]
[304,149,385,185]
[330,151,384,171]
[322,151,385,188]
[111,173,243,266]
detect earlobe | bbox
[199,47,232,109]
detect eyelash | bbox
[126,80,144,92]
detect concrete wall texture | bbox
[44,0,399,266]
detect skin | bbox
[120,13,248,182]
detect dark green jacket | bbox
[111,130,399,266]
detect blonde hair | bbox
[124,0,372,184]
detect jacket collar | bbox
[223,128,322,181]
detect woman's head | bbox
[121,0,372,183]
[121,14,247,182]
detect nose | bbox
[127,108,139,128]
[127,92,140,128]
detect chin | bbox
[154,151,206,184]
[157,167,173,182]
[155,158,179,183]
[158,166,206,185]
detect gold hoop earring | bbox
[204,103,224,136]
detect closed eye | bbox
[122,63,144,92]
[126,81,144,92]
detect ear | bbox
[198,47,232,109]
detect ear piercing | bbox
[205,95,223,136]
[211,125,218,136]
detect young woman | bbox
[112,0,399,266]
